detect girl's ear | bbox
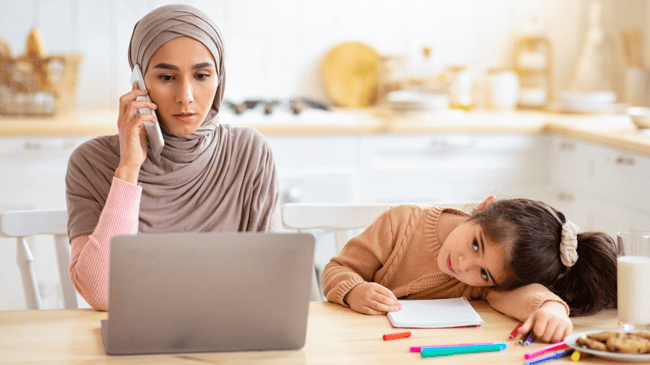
[473,196,496,214]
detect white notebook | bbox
[387,298,485,328]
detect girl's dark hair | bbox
[470,198,617,316]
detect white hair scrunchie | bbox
[559,220,580,267]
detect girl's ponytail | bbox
[549,232,617,316]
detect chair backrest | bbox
[281,202,475,301]
[0,209,77,309]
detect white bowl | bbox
[627,107,650,129]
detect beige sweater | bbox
[321,204,570,322]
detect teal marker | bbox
[420,343,507,358]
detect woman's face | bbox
[144,36,219,135]
[437,220,510,287]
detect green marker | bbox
[420,343,507,358]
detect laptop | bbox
[100,232,315,355]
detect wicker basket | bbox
[0,53,82,116]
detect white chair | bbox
[281,202,476,301]
[0,209,78,309]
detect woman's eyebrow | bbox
[152,63,179,71]
[150,62,215,71]
[193,62,215,70]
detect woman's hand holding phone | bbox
[115,81,158,184]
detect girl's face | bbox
[144,36,219,136]
[437,220,509,287]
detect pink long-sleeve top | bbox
[69,177,142,311]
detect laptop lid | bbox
[103,232,315,355]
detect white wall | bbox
[0,0,647,110]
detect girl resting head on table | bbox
[66,5,280,311]
[321,197,617,343]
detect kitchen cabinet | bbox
[265,135,360,204]
[359,133,553,204]
[550,135,650,239]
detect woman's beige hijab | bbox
[66,4,280,239]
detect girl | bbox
[66,5,280,311]
[321,198,617,343]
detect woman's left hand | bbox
[518,301,573,343]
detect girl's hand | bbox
[115,81,158,184]
[519,301,573,343]
[344,282,402,315]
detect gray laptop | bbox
[101,232,315,355]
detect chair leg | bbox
[55,235,78,309]
[16,237,42,310]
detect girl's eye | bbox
[158,74,174,82]
[472,238,479,252]
[480,268,488,281]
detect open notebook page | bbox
[387,298,484,328]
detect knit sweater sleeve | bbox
[321,206,401,306]
[483,283,570,322]
[69,177,141,311]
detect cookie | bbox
[605,332,649,354]
[576,336,608,351]
[632,332,650,341]
[586,331,619,342]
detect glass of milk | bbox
[617,231,650,330]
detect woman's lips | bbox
[175,113,196,123]
[447,256,454,273]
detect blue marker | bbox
[524,348,574,365]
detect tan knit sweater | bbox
[321,204,570,322]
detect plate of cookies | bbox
[565,330,650,362]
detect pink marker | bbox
[523,341,569,360]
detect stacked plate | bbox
[386,90,449,111]
[559,90,626,114]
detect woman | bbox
[66,4,280,310]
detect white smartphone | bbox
[130,64,164,157]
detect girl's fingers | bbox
[361,306,385,316]
[368,300,396,314]
[375,286,400,305]
[369,292,400,311]
[551,325,567,343]
[519,316,533,335]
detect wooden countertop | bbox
[1,107,648,156]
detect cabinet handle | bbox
[557,192,575,202]
[556,141,575,151]
[607,155,635,166]
[282,185,302,204]
[428,136,475,150]
[23,141,42,150]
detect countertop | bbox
[1,107,648,156]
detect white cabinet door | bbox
[265,135,361,204]
[359,133,553,204]
[548,136,594,227]
[550,135,650,237]
[585,142,650,216]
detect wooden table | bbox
[0,301,624,364]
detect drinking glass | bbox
[617,231,650,330]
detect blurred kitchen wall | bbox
[0,0,647,109]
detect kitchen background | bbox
[1,0,649,310]
[0,0,648,109]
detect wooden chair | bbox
[0,209,78,309]
[281,202,476,301]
